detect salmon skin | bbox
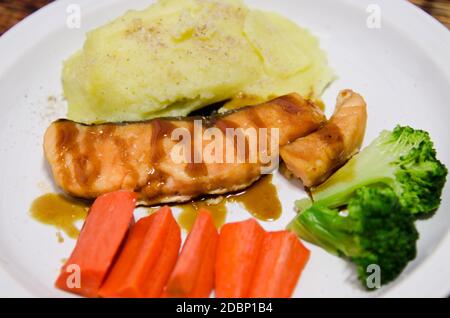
[44,94,325,205]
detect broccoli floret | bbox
[305,126,447,218]
[289,187,419,289]
[288,126,445,289]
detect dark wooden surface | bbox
[410,0,450,28]
[0,0,53,35]
[0,0,449,35]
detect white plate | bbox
[0,0,449,298]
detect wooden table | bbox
[1,0,449,35]
[410,0,450,28]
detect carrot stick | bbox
[98,206,181,298]
[144,219,182,298]
[215,218,265,298]
[164,209,218,298]
[55,190,136,298]
[248,231,310,298]
[189,228,218,298]
[97,214,155,297]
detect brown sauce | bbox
[178,198,227,232]
[247,110,266,129]
[55,122,80,188]
[177,175,281,231]
[229,175,281,222]
[30,193,89,240]
[185,123,208,177]
[56,231,64,243]
[274,95,303,114]
[215,118,239,134]
[150,119,176,163]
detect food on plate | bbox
[215,219,265,298]
[289,126,447,288]
[298,126,448,217]
[280,89,367,187]
[62,0,334,124]
[227,174,282,221]
[55,191,136,297]
[289,187,418,288]
[99,206,181,298]
[177,197,228,231]
[30,193,89,239]
[32,0,447,297]
[248,230,310,298]
[43,82,448,295]
[164,209,218,298]
[177,174,282,230]
[216,219,310,298]
[44,94,326,205]
[56,202,310,298]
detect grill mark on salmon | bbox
[44,93,326,205]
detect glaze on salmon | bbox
[44,94,326,205]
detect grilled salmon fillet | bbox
[44,94,326,205]
[280,90,367,187]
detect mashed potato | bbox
[63,0,334,123]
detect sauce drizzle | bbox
[30,193,89,240]
[229,175,281,222]
[178,198,227,232]
[177,175,281,231]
